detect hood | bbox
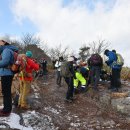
[106,51,110,56]
[0,45,18,54]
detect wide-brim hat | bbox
[0,36,10,44]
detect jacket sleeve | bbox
[68,63,76,78]
[87,58,91,68]
[55,61,60,68]
[0,49,12,68]
[100,57,103,67]
[106,52,116,65]
[30,59,40,71]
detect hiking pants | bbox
[111,68,121,89]
[56,71,62,85]
[74,72,86,88]
[18,80,31,108]
[64,77,74,100]
[1,75,13,112]
[90,66,101,89]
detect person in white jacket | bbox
[55,56,64,87]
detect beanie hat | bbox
[26,51,33,58]
[67,56,74,62]
[59,56,63,61]
[104,49,109,55]
[112,49,116,53]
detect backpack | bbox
[80,67,89,78]
[116,53,124,66]
[90,53,102,66]
[60,62,73,77]
[10,53,27,74]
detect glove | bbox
[105,61,108,65]
[73,73,77,79]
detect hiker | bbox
[73,65,88,93]
[104,49,122,92]
[88,53,103,91]
[79,62,89,80]
[0,39,18,116]
[52,59,57,70]
[61,56,75,102]
[18,51,39,110]
[112,49,123,89]
[40,58,48,81]
[55,56,64,86]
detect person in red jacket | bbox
[18,51,39,109]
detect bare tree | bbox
[89,40,110,54]
[40,43,49,54]
[79,44,90,61]
[21,33,48,52]
[21,33,44,52]
[20,33,50,61]
[48,44,69,60]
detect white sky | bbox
[11,0,130,66]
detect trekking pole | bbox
[32,71,41,91]
[33,71,41,82]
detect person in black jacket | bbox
[64,56,75,102]
[39,58,48,82]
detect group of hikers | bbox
[55,49,124,103]
[0,38,48,117]
[0,37,124,117]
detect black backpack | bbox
[60,61,73,77]
[90,53,102,66]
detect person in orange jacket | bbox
[18,51,39,109]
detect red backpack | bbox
[10,53,27,74]
[90,53,102,66]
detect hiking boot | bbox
[20,104,30,110]
[0,110,11,117]
[64,98,73,103]
[111,88,119,92]
[70,96,76,100]
[20,106,30,110]
[108,86,114,90]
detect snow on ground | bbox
[0,105,58,130]
[0,112,33,130]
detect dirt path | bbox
[0,71,130,129]
[35,72,130,130]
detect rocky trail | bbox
[32,72,130,130]
[1,71,130,130]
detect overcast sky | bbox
[0,0,130,66]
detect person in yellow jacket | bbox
[73,65,88,93]
[74,72,86,92]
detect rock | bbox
[111,92,128,98]
[99,93,111,106]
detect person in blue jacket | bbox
[0,39,18,116]
[104,49,122,92]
